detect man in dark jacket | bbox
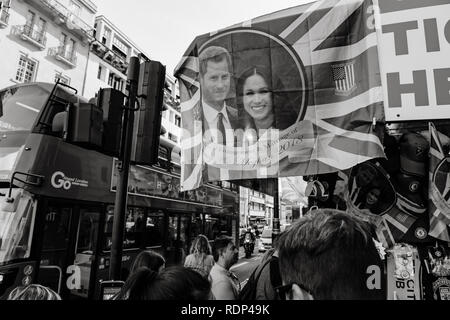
[255,248,282,300]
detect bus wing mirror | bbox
[52,111,68,138]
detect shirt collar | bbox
[203,100,231,125]
[214,263,234,276]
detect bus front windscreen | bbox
[0,84,51,132]
[0,190,36,264]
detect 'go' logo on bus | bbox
[51,171,72,190]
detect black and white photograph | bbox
[0,0,449,315]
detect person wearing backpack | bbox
[255,249,282,300]
[238,248,283,300]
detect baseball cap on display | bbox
[399,132,430,178]
[395,173,426,209]
[400,215,431,243]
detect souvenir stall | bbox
[305,121,450,300]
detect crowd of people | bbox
[4,208,386,301]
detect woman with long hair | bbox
[184,234,215,278]
[116,266,214,300]
[130,250,166,275]
[236,65,298,143]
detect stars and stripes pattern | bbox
[175,0,385,191]
[428,122,450,241]
[332,62,356,96]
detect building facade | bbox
[0,0,97,91]
[82,15,140,99]
[81,15,183,152]
[159,75,181,159]
[239,186,275,229]
[265,195,274,228]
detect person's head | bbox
[365,188,381,206]
[237,66,274,127]
[7,284,61,300]
[190,234,212,256]
[356,164,378,187]
[199,46,233,110]
[130,250,166,275]
[276,209,384,300]
[117,266,213,300]
[161,175,172,191]
[212,236,238,269]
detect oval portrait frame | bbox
[347,161,397,216]
[199,27,309,124]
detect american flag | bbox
[175,0,386,191]
[428,123,450,242]
[332,62,356,96]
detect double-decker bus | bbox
[0,82,239,300]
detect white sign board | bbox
[376,0,450,121]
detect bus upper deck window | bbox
[0,85,49,132]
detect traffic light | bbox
[97,88,125,157]
[132,60,166,165]
[67,102,103,148]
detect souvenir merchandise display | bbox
[308,122,450,300]
[419,244,450,300]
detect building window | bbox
[168,133,178,143]
[97,65,103,80]
[55,72,70,85]
[112,36,128,55]
[174,115,181,127]
[26,10,35,27]
[102,28,111,45]
[36,17,47,34]
[116,79,124,92]
[108,72,124,92]
[59,33,76,59]
[107,71,115,86]
[15,54,36,83]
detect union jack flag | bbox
[428,123,450,241]
[175,0,386,191]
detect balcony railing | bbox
[163,93,181,111]
[49,46,77,67]
[91,40,129,75]
[16,24,47,49]
[0,8,9,27]
[23,0,94,40]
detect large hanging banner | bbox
[375,0,450,121]
[175,0,386,191]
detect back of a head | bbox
[120,266,211,300]
[149,266,212,300]
[116,267,158,300]
[190,234,212,256]
[130,250,165,274]
[277,209,384,300]
[212,236,233,262]
[7,284,61,301]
